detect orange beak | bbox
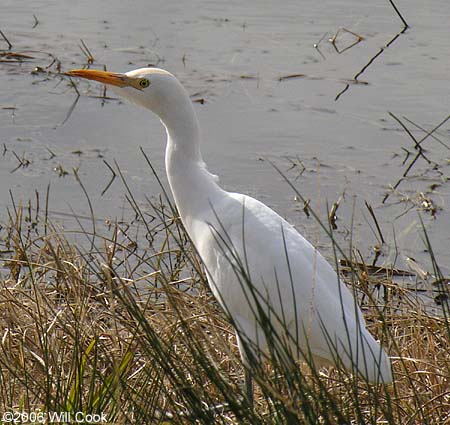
[65,69,130,88]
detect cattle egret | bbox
[66,67,393,400]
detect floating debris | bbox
[10,151,31,173]
[0,51,35,62]
[418,192,439,217]
[406,257,429,280]
[31,66,46,74]
[339,258,415,278]
[278,73,305,82]
[328,28,364,54]
[53,164,69,177]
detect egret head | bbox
[66,67,187,120]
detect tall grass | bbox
[0,161,448,424]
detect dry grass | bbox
[0,190,449,424]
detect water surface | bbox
[1,0,449,279]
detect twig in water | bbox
[10,151,31,173]
[329,28,364,54]
[400,147,411,165]
[278,74,367,87]
[67,77,80,96]
[58,78,81,126]
[73,167,96,251]
[1,52,34,61]
[79,39,94,66]
[402,115,450,152]
[32,14,39,29]
[313,32,327,60]
[301,198,310,217]
[328,196,342,230]
[388,0,409,30]
[388,112,431,163]
[44,53,61,72]
[60,92,80,126]
[45,147,56,159]
[283,155,306,181]
[101,160,117,196]
[278,74,306,82]
[382,114,450,203]
[364,201,385,244]
[335,0,408,101]
[101,64,108,100]
[335,84,349,100]
[0,29,12,50]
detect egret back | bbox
[189,192,392,383]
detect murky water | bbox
[1,0,449,282]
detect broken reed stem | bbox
[0,29,12,50]
[388,112,430,162]
[79,38,94,65]
[32,14,39,29]
[364,201,385,244]
[335,0,408,101]
[101,159,117,196]
[402,116,450,152]
[383,113,450,203]
[73,167,96,250]
[388,0,409,31]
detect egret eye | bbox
[139,78,150,88]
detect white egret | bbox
[67,68,393,398]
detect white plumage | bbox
[67,67,393,385]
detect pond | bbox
[1,0,449,283]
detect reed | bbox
[0,162,448,424]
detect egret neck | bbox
[161,85,223,234]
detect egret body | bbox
[67,68,393,390]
